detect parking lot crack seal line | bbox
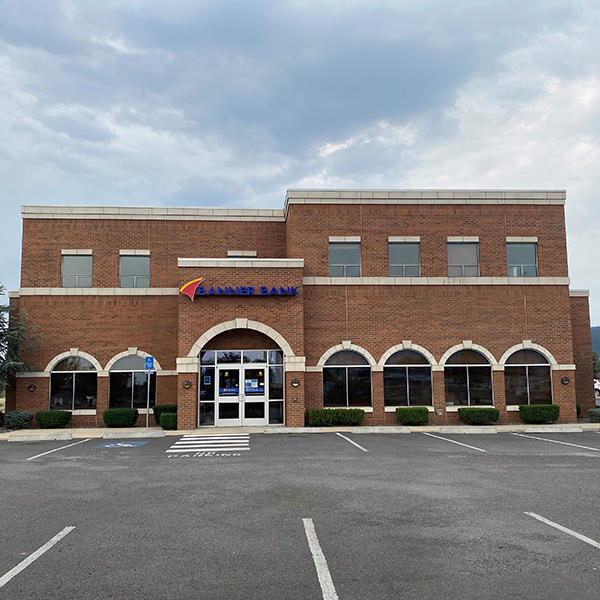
[422,432,486,452]
[25,438,92,461]
[335,432,369,452]
[524,513,600,549]
[0,526,76,589]
[302,518,339,600]
[511,433,600,452]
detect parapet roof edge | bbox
[21,189,566,221]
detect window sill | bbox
[137,408,153,414]
[384,406,434,412]
[72,409,96,416]
[323,406,373,413]
[506,405,520,411]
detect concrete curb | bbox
[439,427,498,434]
[102,429,165,439]
[264,427,326,434]
[7,432,73,442]
[524,426,583,433]
[352,426,411,434]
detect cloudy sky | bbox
[0,0,598,323]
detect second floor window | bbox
[389,242,420,277]
[120,256,150,287]
[448,243,479,277]
[507,243,537,277]
[329,243,361,277]
[62,256,92,287]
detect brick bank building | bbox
[6,189,594,428]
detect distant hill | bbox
[592,326,600,355]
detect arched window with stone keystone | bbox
[323,350,371,407]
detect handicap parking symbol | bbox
[97,441,149,448]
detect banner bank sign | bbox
[180,278,300,301]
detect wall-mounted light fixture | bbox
[27,383,37,392]
[561,376,570,385]
[182,380,192,389]
[291,379,300,388]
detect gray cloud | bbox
[0,0,598,323]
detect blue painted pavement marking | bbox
[96,441,149,448]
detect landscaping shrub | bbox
[587,408,600,423]
[4,410,34,430]
[102,408,138,427]
[457,407,499,425]
[0,411,4,428]
[576,404,582,418]
[159,412,177,430]
[396,406,429,426]
[153,403,177,425]
[519,404,560,424]
[307,408,365,426]
[35,410,72,428]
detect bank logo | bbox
[179,278,205,301]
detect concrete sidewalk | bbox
[2,422,600,441]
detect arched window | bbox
[444,350,493,406]
[109,355,156,409]
[384,350,432,406]
[505,350,552,406]
[50,357,97,410]
[323,350,371,407]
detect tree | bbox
[593,351,600,375]
[0,284,39,387]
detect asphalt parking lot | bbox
[1,431,600,599]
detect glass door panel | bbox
[242,366,267,425]
[216,368,242,426]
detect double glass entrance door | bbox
[216,365,267,426]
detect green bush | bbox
[159,412,177,430]
[396,406,429,426]
[4,410,34,430]
[576,404,582,418]
[102,408,138,428]
[36,410,72,428]
[519,404,560,424]
[153,404,177,425]
[307,408,365,426]
[457,407,499,425]
[587,408,600,423]
[0,411,4,428]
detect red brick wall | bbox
[16,295,178,372]
[21,218,286,288]
[303,285,574,367]
[286,204,568,278]
[570,296,594,413]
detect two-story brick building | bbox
[5,189,594,428]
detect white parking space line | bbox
[511,433,600,452]
[26,439,91,461]
[0,526,75,589]
[525,512,600,549]
[335,432,368,453]
[422,432,486,453]
[302,518,339,600]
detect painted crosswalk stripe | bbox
[165,433,251,454]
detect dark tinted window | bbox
[53,356,96,371]
[324,350,369,366]
[505,350,548,365]
[385,350,429,365]
[446,350,489,365]
[111,355,146,371]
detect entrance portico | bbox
[176,320,306,429]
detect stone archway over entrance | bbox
[187,318,295,358]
